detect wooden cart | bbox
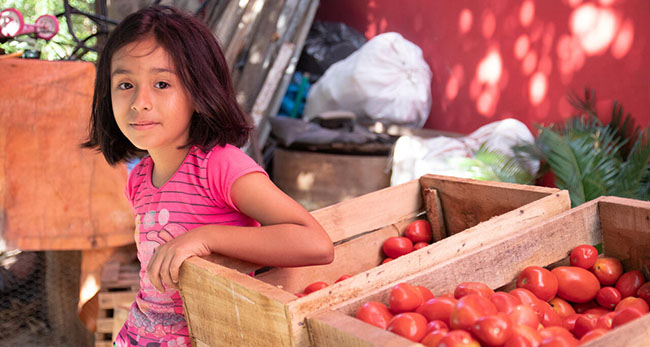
[178,174,570,346]
[308,196,650,346]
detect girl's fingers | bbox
[147,247,166,293]
[170,254,190,284]
[160,251,176,290]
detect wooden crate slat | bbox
[307,310,418,347]
[419,174,561,235]
[180,256,296,347]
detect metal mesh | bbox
[0,250,92,347]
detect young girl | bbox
[83,6,334,347]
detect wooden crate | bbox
[178,174,570,346]
[95,261,140,347]
[307,196,650,346]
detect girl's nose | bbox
[131,87,152,112]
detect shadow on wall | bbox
[316,0,649,134]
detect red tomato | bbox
[539,334,579,347]
[450,293,498,330]
[572,313,598,339]
[615,270,645,298]
[537,300,563,327]
[579,328,608,343]
[416,285,435,303]
[611,307,644,328]
[637,281,650,306]
[615,296,650,314]
[303,281,328,294]
[569,244,598,269]
[355,301,394,329]
[386,312,428,342]
[539,326,575,341]
[389,282,423,313]
[335,274,352,283]
[425,319,448,333]
[415,297,458,326]
[584,307,611,316]
[510,287,542,306]
[438,329,481,347]
[517,266,559,302]
[595,311,616,330]
[591,257,623,286]
[382,236,413,258]
[420,329,448,347]
[595,286,621,309]
[572,300,598,313]
[404,219,433,243]
[381,257,393,264]
[472,314,513,346]
[413,241,429,250]
[504,324,543,347]
[508,304,540,329]
[551,266,600,303]
[549,297,576,317]
[455,281,494,299]
[490,291,523,314]
[561,313,580,331]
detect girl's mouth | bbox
[131,121,159,130]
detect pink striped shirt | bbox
[115,144,265,346]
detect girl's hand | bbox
[146,228,211,293]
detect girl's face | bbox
[110,36,194,154]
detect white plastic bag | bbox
[303,32,432,127]
[390,119,539,185]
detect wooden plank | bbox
[419,174,562,235]
[179,256,296,347]
[423,187,446,241]
[255,223,400,294]
[234,0,289,111]
[98,291,138,309]
[307,310,418,347]
[96,318,113,333]
[311,179,422,244]
[210,0,247,53]
[225,0,266,73]
[256,0,319,150]
[598,196,650,277]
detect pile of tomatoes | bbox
[354,244,650,346]
[382,219,433,264]
[296,219,434,297]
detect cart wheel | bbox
[0,8,24,38]
[35,14,58,40]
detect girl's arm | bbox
[147,172,335,293]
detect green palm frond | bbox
[534,89,650,206]
[451,144,535,185]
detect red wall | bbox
[316,0,650,135]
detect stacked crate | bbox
[95,261,140,347]
[308,196,650,347]
[177,174,571,346]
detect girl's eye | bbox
[155,81,170,89]
[118,82,133,90]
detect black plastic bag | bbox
[296,21,366,76]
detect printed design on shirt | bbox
[158,208,170,226]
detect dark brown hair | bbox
[83,5,251,165]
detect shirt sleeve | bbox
[206,145,268,212]
[123,157,148,210]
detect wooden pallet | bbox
[307,196,650,346]
[95,261,140,347]
[178,174,570,346]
